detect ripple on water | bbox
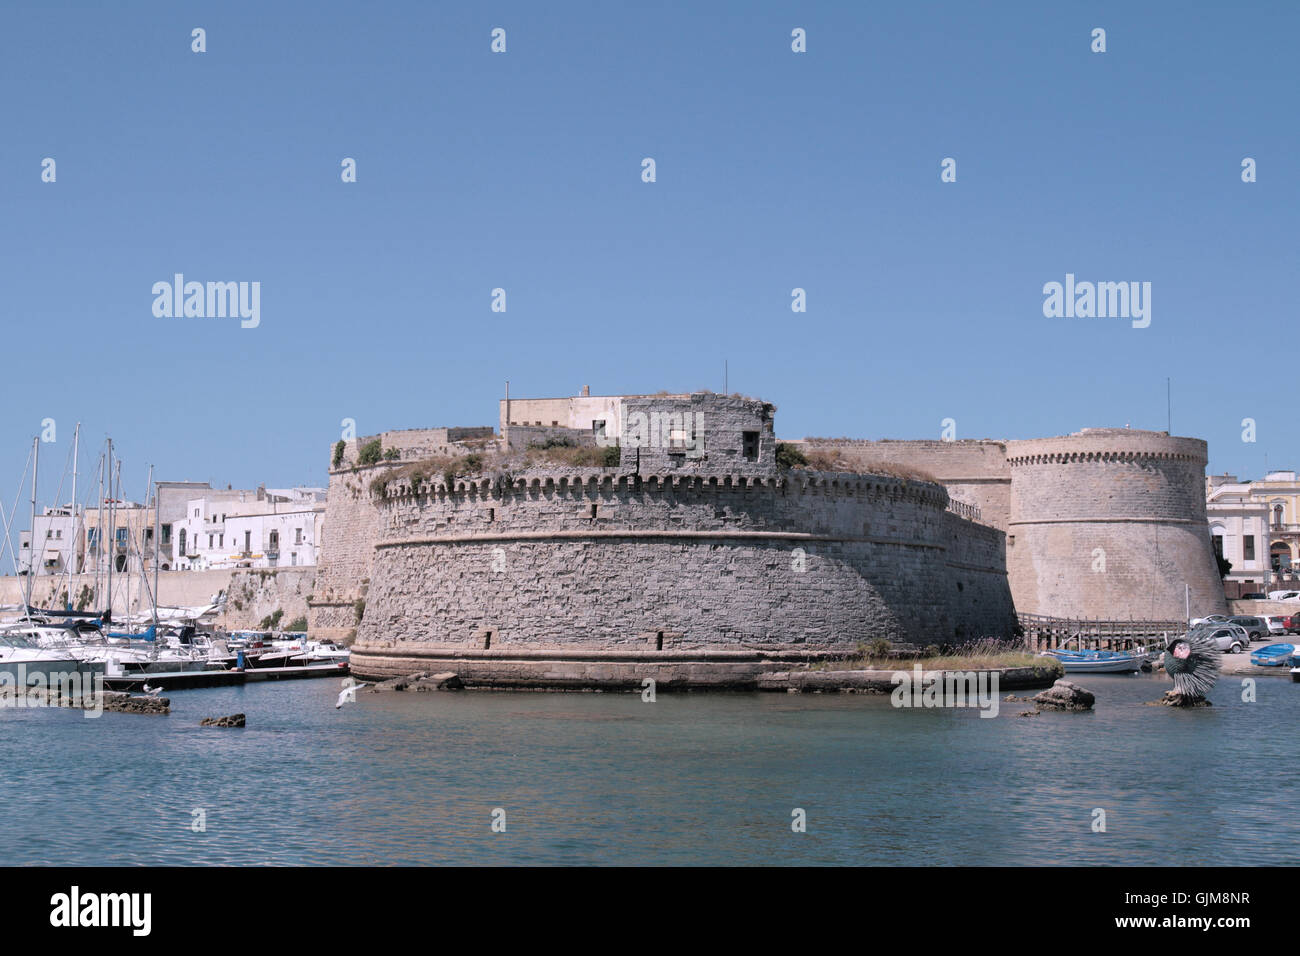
[2,672,1298,865]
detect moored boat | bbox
[1249,643,1294,667]
[1039,648,1143,673]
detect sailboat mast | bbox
[152,471,160,627]
[70,424,80,594]
[94,453,104,610]
[105,439,114,620]
[27,436,38,608]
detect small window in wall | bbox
[1245,536,1256,561]
[656,631,664,651]
[590,504,598,520]
[552,421,559,426]
[487,507,495,522]
[742,431,759,460]
[1008,535,1015,547]
[483,630,494,650]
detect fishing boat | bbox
[1038,648,1143,673]
[1249,643,1294,667]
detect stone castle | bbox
[306,389,1226,685]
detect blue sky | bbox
[1,0,1296,511]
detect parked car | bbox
[1228,615,1268,640]
[1241,592,1267,600]
[1265,616,1288,636]
[1280,613,1300,635]
[1206,625,1250,654]
[1189,613,1229,627]
[1267,590,1300,601]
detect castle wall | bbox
[940,511,1017,639]
[348,466,1019,678]
[311,428,496,642]
[1005,430,1226,620]
[795,439,1011,530]
[332,427,494,469]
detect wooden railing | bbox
[1018,613,1184,652]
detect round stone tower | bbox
[1005,429,1226,621]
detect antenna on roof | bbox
[724,360,728,395]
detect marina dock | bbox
[102,662,348,692]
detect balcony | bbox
[1271,523,1300,535]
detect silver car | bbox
[1206,625,1249,654]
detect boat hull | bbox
[1041,650,1142,674]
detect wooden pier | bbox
[102,662,349,692]
[1018,613,1184,653]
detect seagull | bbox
[336,677,370,709]
[141,684,163,696]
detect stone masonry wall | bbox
[349,466,1019,677]
[796,438,1011,530]
[940,511,1018,639]
[1005,430,1226,619]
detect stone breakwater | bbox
[348,465,1018,682]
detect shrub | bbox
[383,447,400,461]
[332,440,346,469]
[529,436,576,450]
[357,439,383,466]
[259,609,284,630]
[353,598,366,622]
[285,615,308,632]
[775,443,809,469]
[866,637,893,659]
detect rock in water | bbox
[1032,679,1096,711]
[200,713,246,727]
[1154,690,1213,708]
[101,691,170,715]
[413,672,464,691]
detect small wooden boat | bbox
[1249,643,1294,667]
[1039,649,1142,673]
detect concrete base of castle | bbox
[349,643,1062,692]
[350,642,861,690]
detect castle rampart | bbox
[1004,429,1225,620]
